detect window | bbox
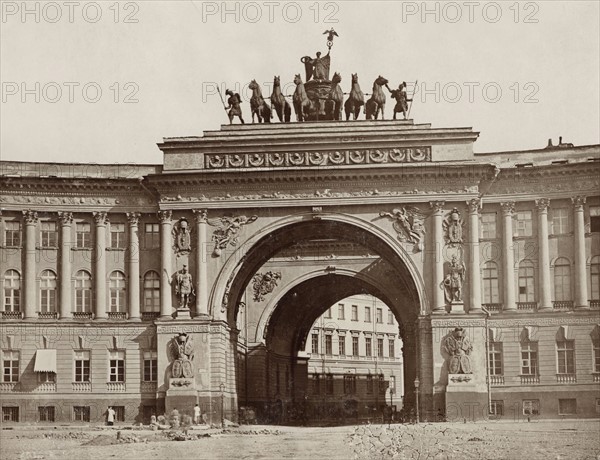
[522,400,540,416]
[377,338,384,358]
[324,307,332,318]
[4,221,21,247]
[312,374,320,395]
[352,336,359,357]
[74,270,92,313]
[2,350,19,382]
[514,211,533,237]
[518,260,535,302]
[76,222,92,248]
[38,406,55,422]
[109,271,126,312]
[388,339,395,358]
[376,308,383,323]
[113,406,125,422]
[366,375,373,394]
[351,305,358,321]
[365,337,372,357]
[389,375,396,392]
[557,340,575,374]
[338,336,345,356]
[3,270,21,312]
[325,335,332,355]
[40,221,57,247]
[109,350,125,382]
[144,223,160,249]
[521,341,538,375]
[387,310,394,324]
[591,206,600,233]
[38,371,55,383]
[311,333,319,354]
[596,399,600,415]
[73,406,90,422]
[489,400,504,416]
[325,374,333,395]
[489,342,503,375]
[337,303,345,320]
[343,375,356,395]
[2,407,19,422]
[558,399,577,415]
[590,256,600,301]
[364,306,371,322]
[482,261,499,304]
[74,351,90,382]
[110,223,126,249]
[481,213,497,239]
[554,258,571,301]
[550,208,570,235]
[40,270,57,313]
[143,271,160,313]
[143,351,157,381]
[593,339,600,373]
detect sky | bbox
[1,0,599,165]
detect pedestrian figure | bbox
[107,406,115,426]
[194,403,201,425]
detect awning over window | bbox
[34,349,56,373]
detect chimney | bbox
[559,136,563,145]
[547,138,553,148]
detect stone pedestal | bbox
[445,374,488,421]
[449,301,465,314]
[166,378,197,418]
[175,307,192,319]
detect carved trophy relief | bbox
[442,207,464,246]
[169,332,194,379]
[252,271,282,302]
[444,327,473,375]
[172,217,192,256]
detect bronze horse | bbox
[292,74,317,122]
[325,72,344,121]
[249,80,271,123]
[270,76,291,123]
[344,73,365,120]
[365,75,388,120]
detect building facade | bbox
[0,120,599,424]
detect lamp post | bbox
[219,382,225,428]
[414,377,420,424]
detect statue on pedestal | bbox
[442,256,465,303]
[170,332,194,379]
[444,327,473,374]
[175,264,195,308]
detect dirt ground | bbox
[1,420,599,460]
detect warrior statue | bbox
[444,327,473,374]
[170,332,194,379]
[386,82,412,120]
[175,264,195,308]
[442,256,465,303]
[225,89,245,125]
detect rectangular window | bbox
[2,406,19,422]
[144,223,160,249]
[74,351,90,382]
[490,400,504,416]
[523,400,540,416]
[387,310,394,325]
[365,337,372,357]
[40,221,57,247]
[376,308,383,324]
[38,371,55,383]
[311,334,319,354]
[2,350,19,382]
[388,339,395,358]
[110,223,126,249]
[338,336,345,356]
[515,211,533,237]
[593,340,600,373]
[352,336,359,357]
[38,406,55,422]
[324,307,332,318]
[4,221,21,247]
[550,208,570,235]
[312,374,320,395]
[113,406,125,422]
[76,223,92,248]
[377,338,384,358]
[325,374,333,395]
[343,375,356,395]
[351,305,358,321]
[481,213,497,239]
[143,351,157,382]
[590,206,600,233]
[489,342,503,376]
[109,350,125,382]
[366,375,373,394]
[558,399,577,415]
[73,406,90,422]
[521,341,538,375]
[337,303,345,320]
[557,340,575,374]
[325,335,332,355]
[364,306,371,322]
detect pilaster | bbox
[93,211,108,320]
[193,209,209,317]
[535,199,552,311]
[429,201,445,314]
[159,210,173,319]
[467,199,482,314]
[58,211,73,320]
[127,212,141,321]
[572,196,588,309]
[500,202,516,311]
[22,210,38,320]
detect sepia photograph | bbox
[0,1,599,459]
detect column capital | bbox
[429,201,445,214]
[535,198,550,212]
[57,211,73,225]
[193,209,208,223]
[466,198,481,214]
[22,210,38,224]
[158,210,172,223]
[571,195,586,210]
[93,211,109,226]
[126,212,141,225]
[500,201,515,215]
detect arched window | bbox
[518,260,536,303]
[40,270,57,313]
[3,270,21,312]
[143,271,160,313]
[591,256,600,301]
[109,271,126,312]
[482,261,499,304]
[553,258,571,302]
[74,270,92,313]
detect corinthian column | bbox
[535,199,552,311]
[193,209,209,317]
[58,212,73,320]
[500,202,516,311]
[127,212,141,321]
[572,196,589,309]
[22,210,38,320]
[158,210,173,319]
[467,199,482,314]
[93,212,108,320]
[429,201,445,313]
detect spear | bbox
[407,80,418,119]
[216,86,230,120]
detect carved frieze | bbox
[1,194,152,207]
[252,271,282,302]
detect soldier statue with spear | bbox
[218,87,245,124]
